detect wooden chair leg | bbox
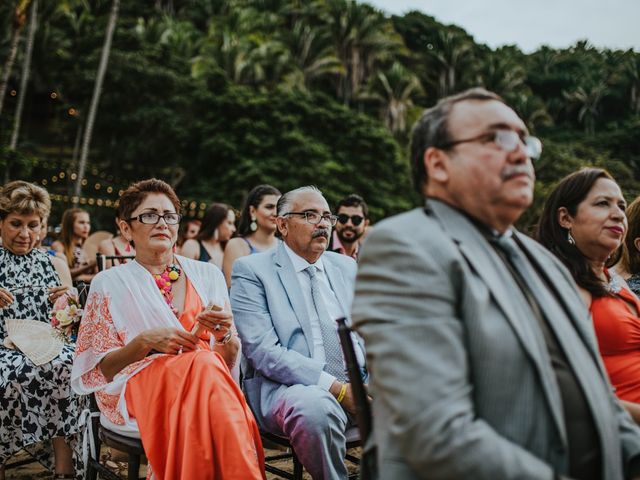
[292,449,303,480]
[127,454,141,480]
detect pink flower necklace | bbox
[153,263,182,317]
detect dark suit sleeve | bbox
[230,258,326,386]
[351,223,556,479]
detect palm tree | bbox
[74,0,119,201]
[4,0,38,183]
[428,30,474,97]
[280,20,343,92]
[364,61,422,133]
[478,48,526,98]
[0,0,31,118]
[622,51,640,116]
[563,83,609,135]
[325,0,402,105]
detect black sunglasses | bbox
[337,214,364,226]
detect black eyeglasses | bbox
[127,212,182,225]
[437,129,542,159]
[337,214,364,226]
[284,211,338,226]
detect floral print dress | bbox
[0,247,80,470]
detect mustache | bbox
[501,164,534,181]
[312,229,330,239]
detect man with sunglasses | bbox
[351,88,640,480]
[231,186,365,479]
[331,194,370,260]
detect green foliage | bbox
[0,0,638,232]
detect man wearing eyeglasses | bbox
[231,186,364,480]
[331,194,370,260]
[351,88,640,480]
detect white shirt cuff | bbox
[318,371,337,391]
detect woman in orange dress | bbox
[537,168,640,423]
[71,179,264,479]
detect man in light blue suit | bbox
[231,186,362,480]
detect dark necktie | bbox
[305,266,347,381]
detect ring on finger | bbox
[214,324,221,331]
[178,346,183,355]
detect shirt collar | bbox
[283,242,325,273]
[331,230,359,259]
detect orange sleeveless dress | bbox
[124,279,265,479]
[591,285,640,403]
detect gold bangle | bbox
[337,383,348,404]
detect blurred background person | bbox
[97,215,135,269]
[223,185,281,287]
[179,203,235,268]
[176,219,201,248]
[537,167,640,423]
[331,194,370,260]
[52,208,96,283]
[72,179,264,479]
[616,196,640,296]
[0,181,78,480]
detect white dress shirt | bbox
[283,243,365,390]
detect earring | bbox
[567,229,576,245]
[214,229,219,241]
[250,216,258,232]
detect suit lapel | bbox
[428,200,567,442]
[324,258,349,320]
[274,243,315,356]
[429,201,544,364]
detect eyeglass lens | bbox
[139,213,181,224]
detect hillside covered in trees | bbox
[0,0,639,229]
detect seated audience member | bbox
[71,179,264,480]
[330,194,370,260]
[616,196,640,296]
[97,216,135,269]
[231,186,363,480]
[52,208,96,282]
[176,219,201,248]
[0,181,78,480]
[179,203,235,268]
[223,185,281,287]
[351,88,640,480]
[537,167,640,423]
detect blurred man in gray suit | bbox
[351,88,640,480]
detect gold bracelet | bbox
[337,383,348,404]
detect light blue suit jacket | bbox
[230,241,358,431]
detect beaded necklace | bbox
[153,263,182,316]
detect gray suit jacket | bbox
[231,242,358,431]
[351,202,640,480]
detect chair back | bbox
[337,317,378,480]
[96,253,136,272]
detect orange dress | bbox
[124,279,265,480]
[591,285,640,403]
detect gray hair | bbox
[410,87,504,193]
[277,186,324,217]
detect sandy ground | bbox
[5,446,361,479]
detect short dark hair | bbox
[336,194,368,219]
[410,88,504,193]
[237,184,281,236]
[197,203,232,242]
[117,178,181,222]
[536,167,618,298]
